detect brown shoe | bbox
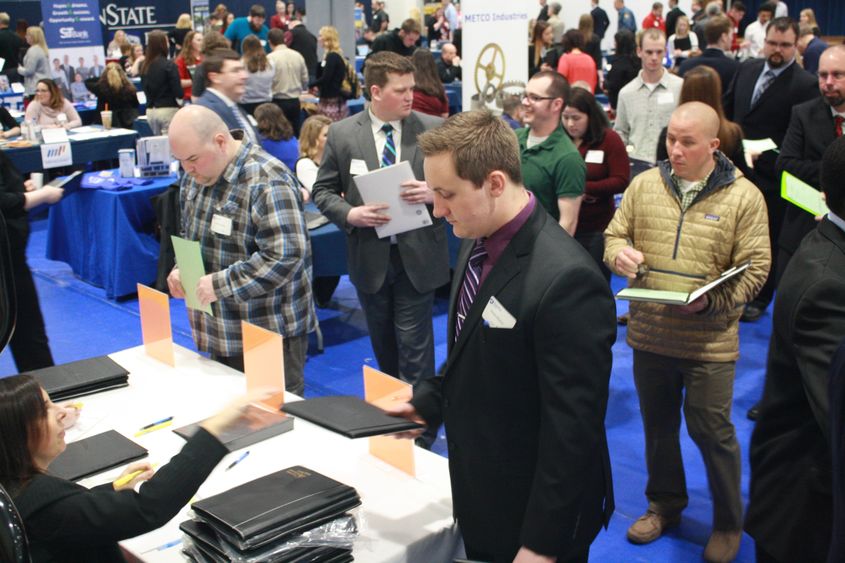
[626,510,680,544]
[617,312,629,325]
[703,530,742,563]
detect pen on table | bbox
[156,538,182,551]
[134,417,173,437]
[226,451,250,471]
[113,463,158,488]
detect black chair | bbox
[0,482,29,562]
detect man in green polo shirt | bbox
[516,71,586,234]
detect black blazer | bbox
[723,59,818,192]
[11,428,227,562]
[775,97,839,257]
[829,338,845,563]
[745,219,845,562]
[412,203,616,561]
[677,48,739,94]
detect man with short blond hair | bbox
[605,102,771,562]
[391,109,615,562]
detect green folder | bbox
[781,171,829,217]
[616,261,752,305]
[170,236,213,315]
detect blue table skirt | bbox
[4,129,138,174]
[46,171,178,299]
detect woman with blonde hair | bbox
[85,62,139,128]
[578,13,603,71]
[310,26,348,121]
[240,35,275,116]
[528,20,552,77]
[23,79,81,129]
[170,13,193,57]
[18,26,50,97]
[296,114,331,192]
[667,15,698,67]
[799,8,821,35]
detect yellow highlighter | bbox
[113,463,159,488]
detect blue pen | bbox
[138,416,173,431]
[226,451,250,470]
[156,538,182,551]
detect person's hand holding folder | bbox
[346,203,391,228]
[166,268,186,299]
[399,179,434,205]
[200,388,284,438]
[676,294,708,315]
[382,401,427,440]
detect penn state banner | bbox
[40,0,106,90]
[459,0,530,115]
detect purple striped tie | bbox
[455,239,488,342]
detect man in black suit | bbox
[312,52,449,447]
[0,12,23,83]
[745,134,845,563]
[829,337,845,563]
[591,0,611,40]
[664,0,685,38]
[723,16,818,323]
[194,49,259,143]
[678,15,738,92]
[776,45,845,281]
[288,16,318,82]
[391,110,615,562]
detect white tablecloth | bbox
[66,345,462,562]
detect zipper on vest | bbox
[647,266,707,280]
[672,210,685,259]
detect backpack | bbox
[340,57,362,100]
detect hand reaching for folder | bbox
[200,389,284,438]
[383,402,427,440]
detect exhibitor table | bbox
[66,344,463,562]
[2,126,138,174]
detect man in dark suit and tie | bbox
[776,45,845,282]
[390,110,616,562]
[723,16,818,323]
[678,15,738,91]
[745,134,845,563]
[311,52,449,443]
[194,49,259,143]
[591,0,611,40]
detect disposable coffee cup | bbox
[30,172,43,190]
[101,111,113,129]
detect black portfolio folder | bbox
[26,356,129,401]
[173,405,295,452]
[281,396,423,439]
[191,466,361,550]
[49,430,148,481]
[180,520,354,563]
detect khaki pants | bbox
[633,349,742,530]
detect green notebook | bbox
[171,236,213,315]
[616,261,752,305]
[781,171,829,217]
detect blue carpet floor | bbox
[2,218,772,562]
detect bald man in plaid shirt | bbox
[167,105,316,394]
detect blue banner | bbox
[41,0,104,49]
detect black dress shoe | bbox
[747,403,761,421]
[740,303,766,322]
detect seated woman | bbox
[23,79,82,129]
[0,374,268,561]
[295,114,331,193]
[255,102,300,177]
[85,63,140,129]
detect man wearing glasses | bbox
[723,17,817,327]
[516,71,585,235]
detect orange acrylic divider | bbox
[136,284,175,366]
[242,321,285,410]
[363,365,415,476]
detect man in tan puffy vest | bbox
[604,102,771,563]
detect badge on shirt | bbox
[211,214,233,236]
[349,159,369,176]
[657,92,674,105]
[585,150,605,164]
[482,296,517,329]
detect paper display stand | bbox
[137,135,172,177]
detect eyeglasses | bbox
[765,40,795,50]
[522,93,557,103]
[35,88,49,93]
[819,71,845,81]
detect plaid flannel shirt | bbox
[179,137,316,357]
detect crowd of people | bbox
[0,1,844,563]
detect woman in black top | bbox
[85,62,140,129]
[311,25,348,122]
[0,150,62,372]
[579,14,603,71]
[0,374,268,562]
[141,30,183,135]
[0,105,21,139]
[603,29,640,110]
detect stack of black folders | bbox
[26,356,129,401]
[180,466,360,562]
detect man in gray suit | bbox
[312,52,449,436]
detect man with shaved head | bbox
[166,105,316,394]
[605,102,771,562]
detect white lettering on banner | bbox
[59,27,90,40]
[100,4,157,28]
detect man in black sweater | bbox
[369,18,420,59]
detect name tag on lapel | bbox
[211,214,233,236]
[482,296,516,329]
[349,159,369,176]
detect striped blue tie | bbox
[455,239,488,342]
[381,123,396,167]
